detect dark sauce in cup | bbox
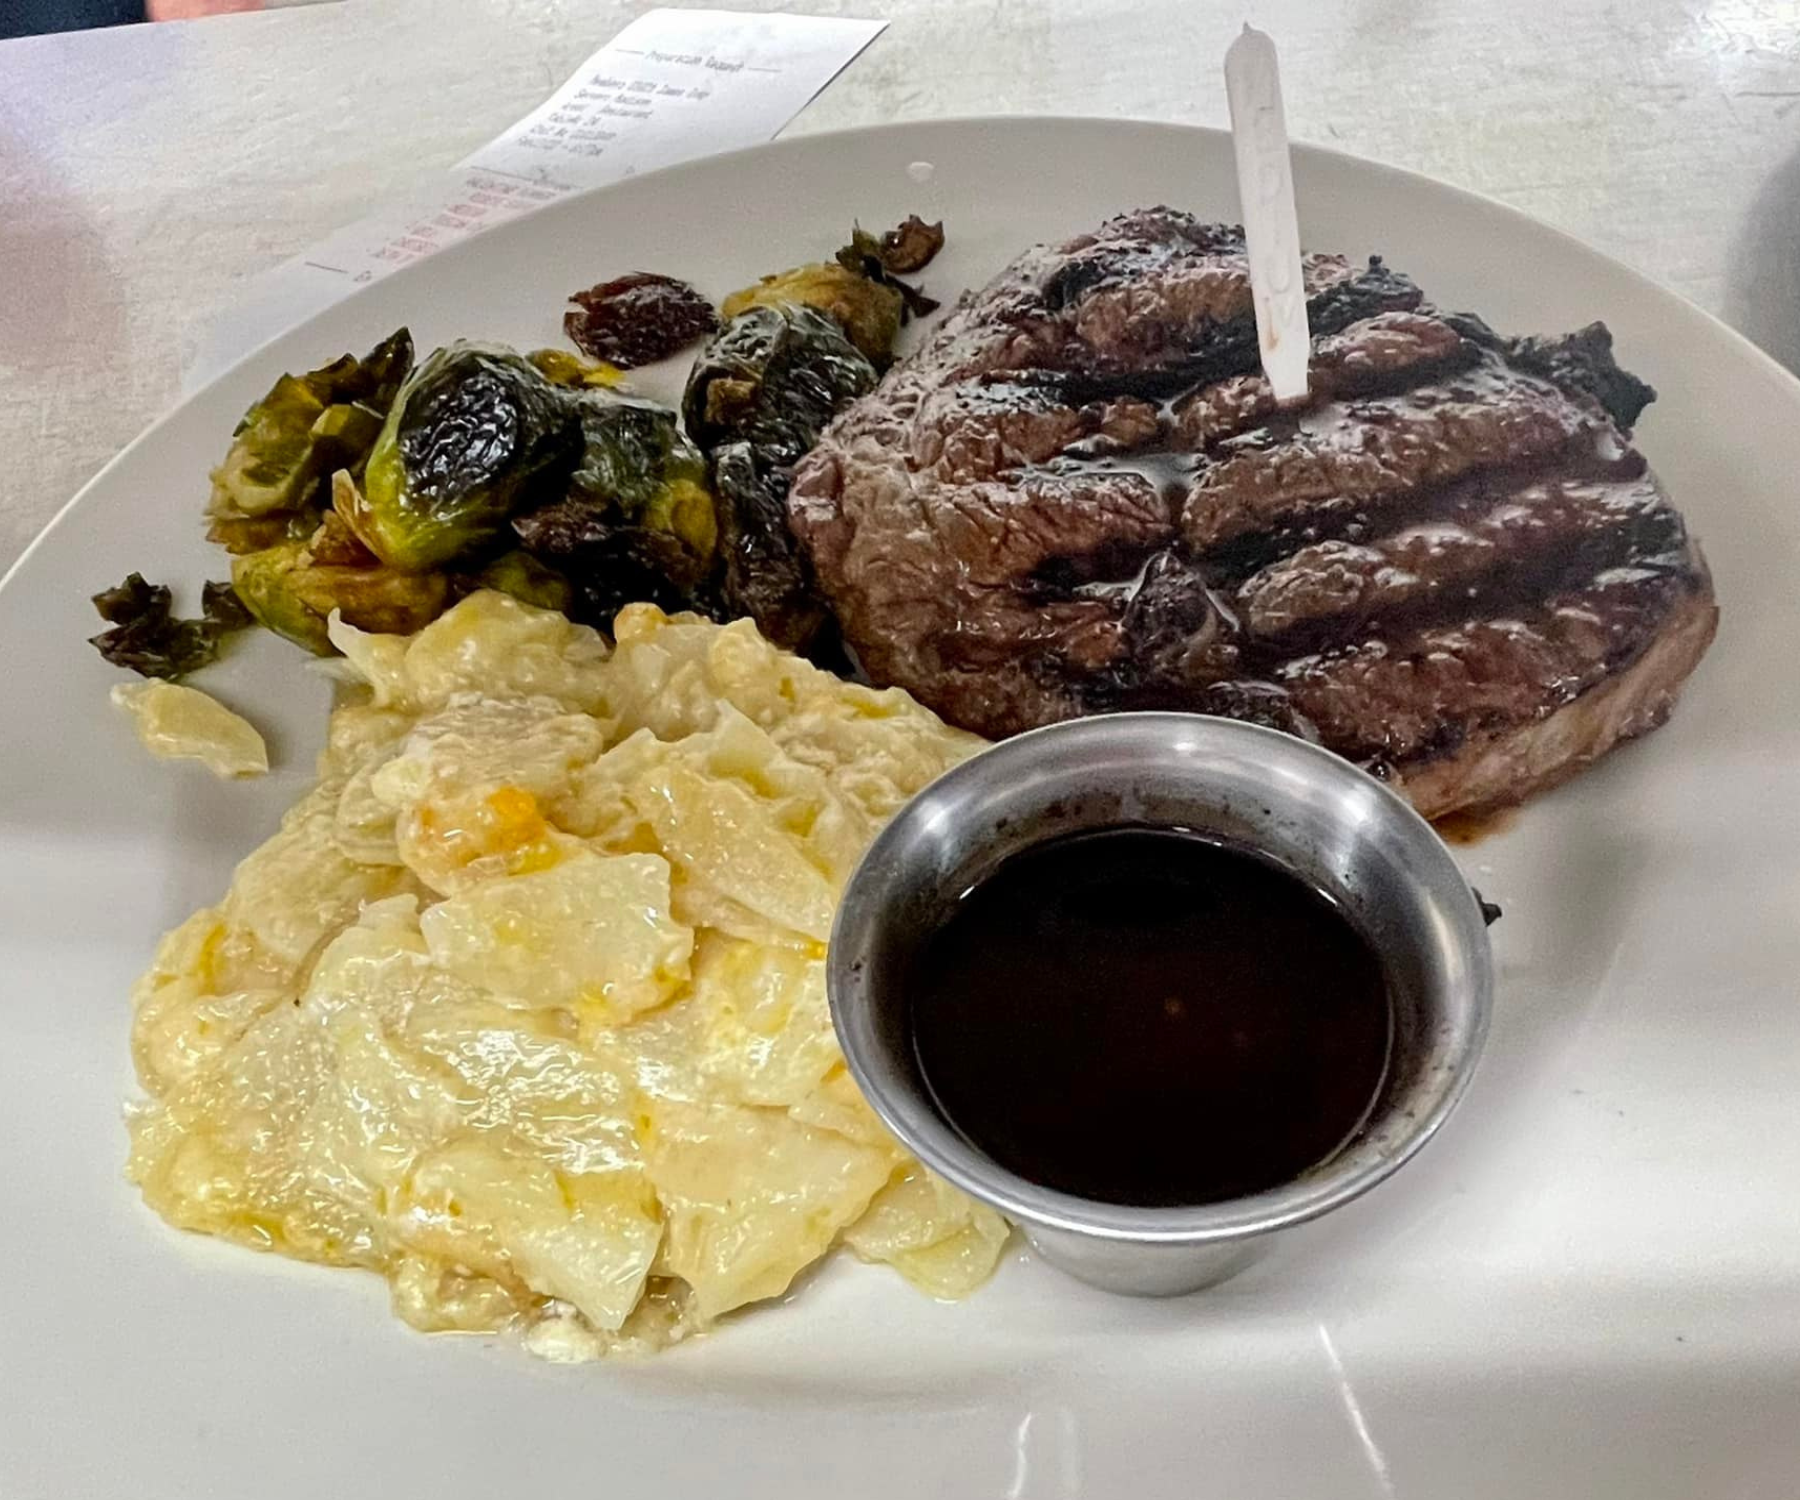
[907,827,1393,1207]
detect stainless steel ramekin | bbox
[827,712,1493,1296]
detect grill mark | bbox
[1181,355,1606,553]
[1014,424,1676,715]
[1185,433,1641,587]
[1271,552,1705,764]
[915,386,1163,481]
[1171,311,1481,449]
[1039,211,1250,311]
[1234,466,1684,648]
[1021,258,1424,406]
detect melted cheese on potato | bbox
[126,594,1008,1358]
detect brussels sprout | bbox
[682,306,878,653]
[514,501,711,624]
[720,262,902,365]
[566,393,717,559]
[835,230,943,324]
[709,442,833,652]
[231,536,450,655]
[207,329,413,522]
[513,392,719,625]
[683,304,877,465]
[350,343,582,571]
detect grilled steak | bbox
[788,209,1717,818]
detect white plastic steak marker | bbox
[1224,25,1311,402]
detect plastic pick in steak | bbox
[1225,25,1311,404]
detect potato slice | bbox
[111,679,269,778]
[645,1098,893,1320]
[419,850,692,1022]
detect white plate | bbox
[5,119,1799,1499]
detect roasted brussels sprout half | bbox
[513,393,718,625]
[350,343,582,571]
[720,262,902,365]
[708,442,834,653]
[232,489,450,654]
[566,393,717,559]
[207,329,413,522]
[683,305,878,652]
[232,539,450,655]
[683,304,877,464]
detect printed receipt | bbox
[186,9,886,388]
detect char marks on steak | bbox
[787,209,1717,817]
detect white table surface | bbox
[2,0,1798,576]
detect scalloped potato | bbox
[111,680,269,779]
[126,593,1007,1359]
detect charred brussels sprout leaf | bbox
[352,343,582,571]
[874,215,945,275]
[92,573,167,627]
[200,579,253,631]
[834,233,941,325]
[513,393,718,626]
[207,329,414,522]
[563,273,718,369]
[231,536,450,655]
[527,348,625,389]
[89,572,249,680]
[720,263,902,365]
[350,327,416,410]
[683,306,878,652]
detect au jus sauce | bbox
[907,827,1393,1208]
